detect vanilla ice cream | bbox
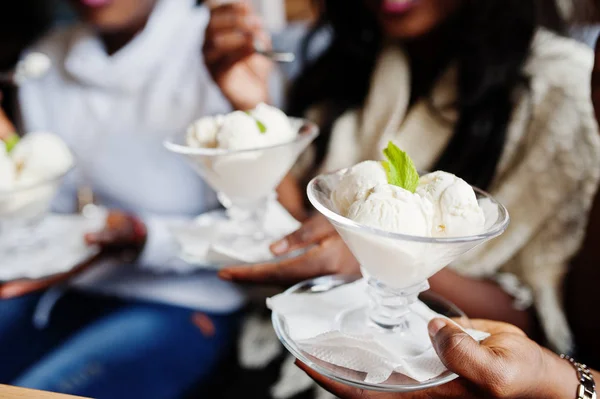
[217,111,269,150]
[250,103,296,144]
[347,184,433,237]
[331,161,388,215]
[416,171,485,237]
[0,143,15,191]
[321,155,490,289]
[331,165,484,239]
[186,103,297,151]
[0,132,73,220]
[11,132,74,186]
[186,115,223,148]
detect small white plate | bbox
[0,213,103,282]
[172,207,306,270]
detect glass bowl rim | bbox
[307,169,510,244]
[163,117,319,156]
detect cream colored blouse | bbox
[316,29,600,353]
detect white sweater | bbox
[18,0,244,313]
[318,30,600,353]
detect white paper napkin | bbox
[0,213,103,281]
[172,201,301,265]
[267,279,490,384]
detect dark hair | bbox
[288,0,565,189]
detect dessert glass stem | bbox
[367,278,431,331]
[217,191,276,240]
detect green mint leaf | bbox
[381,141,419,193]
[244,111,267,134]
[4,134,19,153]
[255,119,267,134]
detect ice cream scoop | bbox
[331,161,389,216]
[186,115,223,148]
[330,156,485,239]
[416,171,485,237]
[0,143,15,191]
[347,184,433,237]
[217,111,268,150]
[11,132,74,186]
[250,103,296,143]
[186,103,297,151]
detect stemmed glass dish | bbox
[0,167,72,256]
[164,118,318,263]
[270,168,509,391]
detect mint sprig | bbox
[244,111,267,134]
[4,134,19,153]
[381,141,419,193]
[255,119,267,133]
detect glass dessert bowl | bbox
[270,168,509,391]
[0,168,71,256]
[164,118,319,264]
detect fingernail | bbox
[428,318,447,337]
[271,239,289,254]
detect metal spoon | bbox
[253,40,295,63]
[207,0,296,63]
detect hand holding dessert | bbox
[219,213,361,284]
[299,318,592,399]
[85,210,147,259]
[203,0,272,110]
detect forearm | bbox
[540,349,599,399]
[429,268,536,336]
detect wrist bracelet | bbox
[560,354,596,399]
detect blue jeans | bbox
[0,291,238,399]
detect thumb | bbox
[428,318,492,384]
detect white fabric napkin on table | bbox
[172,201,301,265]
[267,279,490,384]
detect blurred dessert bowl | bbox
[166,104,318,245]
[0,132,74,251]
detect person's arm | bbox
[428,269,537,337]
[84,210,188,272]
[564,30,600,371]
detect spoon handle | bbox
[254,48,296,63]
